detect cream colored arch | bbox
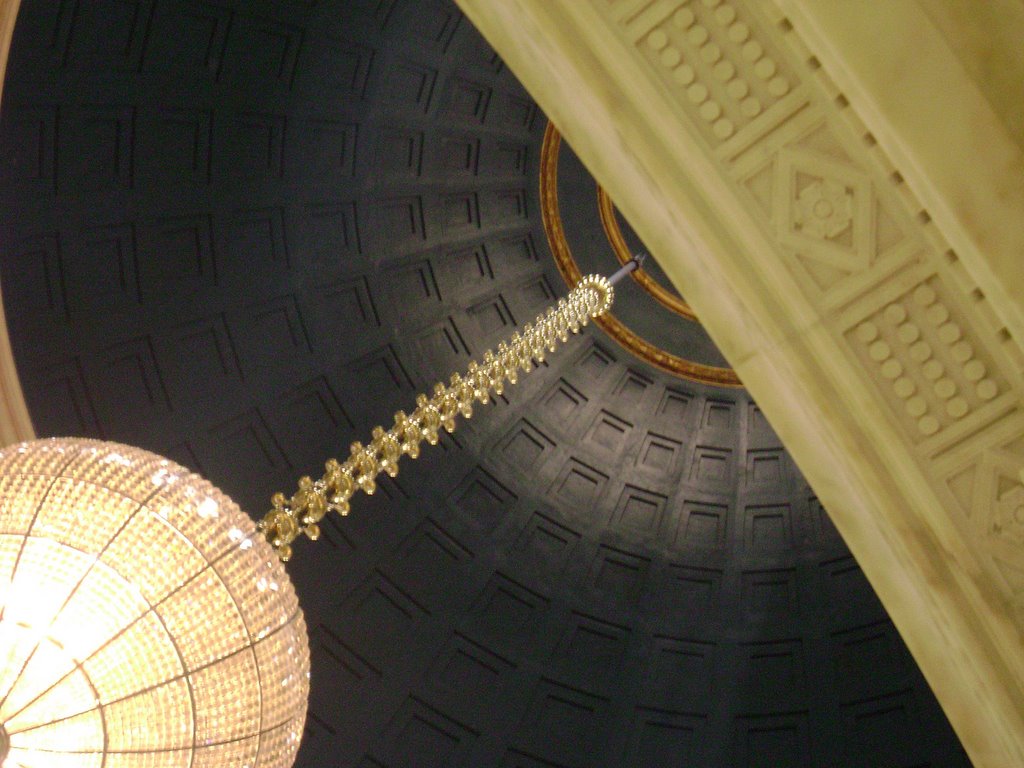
[0,0,33,445]
[453,0,1024,766]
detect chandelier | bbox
[0,260,637,766]
[0,439,308,767]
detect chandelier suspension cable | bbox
[259,255,646,561]
[606,250,646,286]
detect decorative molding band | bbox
[598,184,699,322]
[455,0,1024,764]
[774,0,1024,353]
[0,0,34,446]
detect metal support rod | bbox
[607,252,646,285]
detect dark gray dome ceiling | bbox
[0,1,969,766]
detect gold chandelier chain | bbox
[259,274,614,561]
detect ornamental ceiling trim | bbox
[0,0,32,444]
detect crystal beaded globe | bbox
[0,438,309,767]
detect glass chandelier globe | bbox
[0,438,309,767]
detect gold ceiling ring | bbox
[540,122,742,388]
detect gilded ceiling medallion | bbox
[540,122,741,388]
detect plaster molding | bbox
[775,0,1024,351]
[0,0,33,446]
[597,184,700,322]
[453,0,1024,764]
